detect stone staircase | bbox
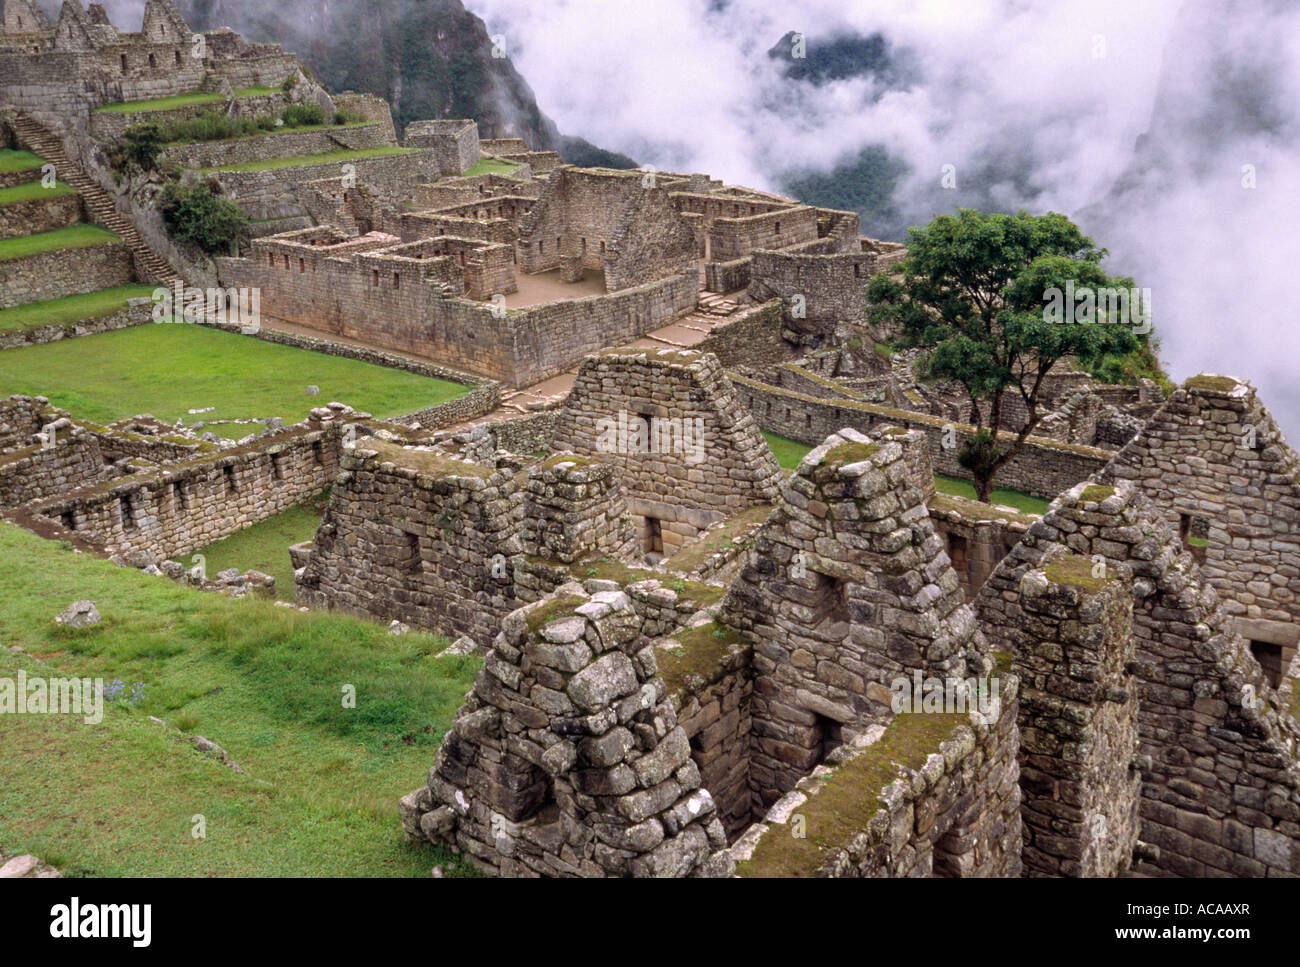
[10,112,182,286]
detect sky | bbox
[466,0,1300,437]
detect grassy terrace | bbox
[0,521,479,877]
[932,474,1049,516]
[463,158,521,177]
[0,181,76,205]
[0,324,470,424]
[761,431,1049,514]
[0,223,119,261]
[0,149,45,172]
[93,87,277,113]
[194,494,330,600]
[203,146,416,174]
[165,121,373,147]
[0,283,156,333]
[762,431,812,471]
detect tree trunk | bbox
[974,472,994,504]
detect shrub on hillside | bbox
[159,181,248,255]
[281,103,328,127]
[107,122,164,172]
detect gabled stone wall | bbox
[976,479,1300,876]
[400,582,734,877]
[295,437,523,641]
[1102,374,1300,662]
[723,427,984,807]
[550,348,783,552]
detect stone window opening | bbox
[311,441,324,466]
[372,269,379,286]
[854,263,860,278]
[538,240,545,255]
[120,53,128,72]
[298,258,305,273]
[120,493,137,531]
[947,533,969,573]
[1179,512,1209,563]
[644,516,663,555]
[268,252,275,268]
[400,531,422,574]
[172,479,189,510]
[148,53,156,68]
[283,254,290,269]
[60,510,76,532]
[807,571,850,628]
[223,465,237,494]
[271,453,284,482]
[812,713,844,763]
[774,221,781,235]
[600,240,606,254]
[175,50,182,66]
[393,272,400,289]
[1249,640,1285,689]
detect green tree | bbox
[867,209,1149,503]
[159,181,248,255]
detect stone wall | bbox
[0,424,106,509]
[722,427,986,808]
[1012,551,1142,876]
[295,437,523,641]
[692,299,792,371]
[218,230,697,386]
[976,479,1300,877]
[0,190,82,239]
[550,348,784,554]
[400,582,734,877]
[1102,375,1300,662]
[28,419,344,560]
[730,372,1115,501]
[732,697,1022,877]
[0,239,133,308]
[157,122,393,171]
[707,205,818,261]
[208,149,438,222]
[404,119,478,175]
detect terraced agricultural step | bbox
[10,113,182,287]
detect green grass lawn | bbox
[933,474,1049,515]
[203,146,416,174]
[0,324,470,424]
[464,158,521,177]
[0,180,76,206]
[94,91,226,114]
[0,521,479,877]
[760,431,1049,513]
[0,223,119,261]
[762,431,813,470]
[95,88,284,114]
[0,149,45,173]
[0,283,157,333]
[194,494,329,600]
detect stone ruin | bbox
[396,364,1300,878]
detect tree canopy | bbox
[867,208,1155,502]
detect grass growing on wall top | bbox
[0,284,156,333]
[0,521,480,877]
[0,324,469,423]
[202,145,415,174]
[0,223,119,261]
